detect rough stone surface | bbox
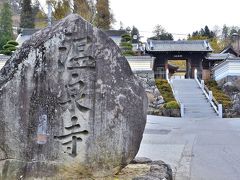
[131,157,153,164]
[158,108,181,117]
[218,76,240,117]
[131,160,173,180]
[134,71,164,115]
[115,157,172,180]
[0,14,148,179]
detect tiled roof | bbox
[16,28,41,46]
[220,45,238,56]
[205,53,236,60]
[16,34,32,46]
[146,40,213,52]
[20,28,40,36]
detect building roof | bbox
[16,28,41,47]
[220,45,238,56]
[20,28,40,36]
[205,53,236,61]
[146,40,213,52]
[104,30,127,37]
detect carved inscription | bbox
[55,36,95,157]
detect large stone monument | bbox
[0,14,147,179]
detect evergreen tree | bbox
[95,0,112,30]
[120,33,134,56]
[188,26,222,52]
[222,24,229,40]
[20,0,34,28]
[0,2,13,50]
[1,40,19,55]
[131,26,140,44]
[190,25,215,39]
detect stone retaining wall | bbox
[133,70,164,115]
[217,76,240,117]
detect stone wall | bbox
[218,76,240,117]
[133,70,181,117]
[133,70,164,115]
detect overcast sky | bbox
[40,0,240,41]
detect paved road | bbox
[137,115,240,180]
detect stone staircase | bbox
[171,79,218,118]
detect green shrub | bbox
[3,44,15,50]
[7,46,16,51]
[0,49,12,55]
[122,50,135,56]
[164,97,175,103]
[121,34,131,42]
[205,79,218,87]
[205,80,232,108]
[220,100,232,108]
[120,33,134,56]
[155,79,176,104]
[164,101,180,109]
[1,40,18,55]
[7,40,18,46]
[155,79,168,86]
[120,42,133,48]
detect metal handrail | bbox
[212,96,219,106]
[204,85,210,93]
[194,68,222,118]
[169,78,185,117]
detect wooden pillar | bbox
[164,58,168,79]
[187,58,191,79]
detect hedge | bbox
[0,49,12,55]
[121,34,131,42]
[205,80,232,108]
[3,44,15,50]
[164,101,180,109]
[155,79,179,109]
[120,42,133,48]
[7,40,19,46]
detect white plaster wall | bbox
[213,61,240,81]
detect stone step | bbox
[171,79,218,118]
[178,98,209,105]
[178,99,208,102]
[178,93,205,98]
[185,110,214,113]
[184,112,217,115]
[173,88,202,91]
[184,105,215,109]
[184,115,218,118]
[184,106,213,109]
[184,105,214,108]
